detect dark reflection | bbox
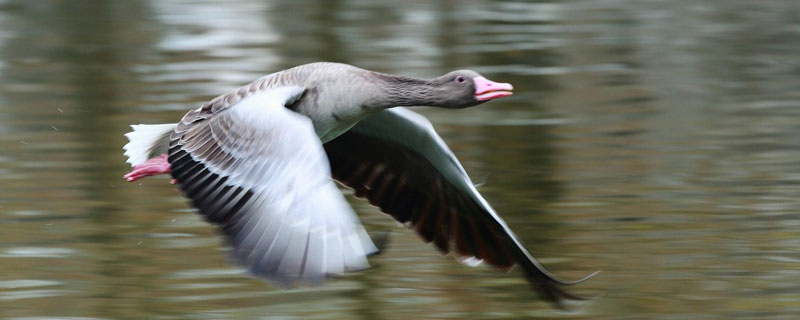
[55,1,162,318]
[0,0,162,318]
[268,0,347,65]
[452,5,565,253]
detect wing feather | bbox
[323,108,593,306]
[169,87,377,284]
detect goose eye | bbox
[456,75,466,83]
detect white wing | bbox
[168,86,376,285]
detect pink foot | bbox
[124,154,172,182]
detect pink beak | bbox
[473,76,514,101]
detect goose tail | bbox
[123,123,177,166]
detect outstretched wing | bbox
[168,86,377,285]
[323,108,592,305]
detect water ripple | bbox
[1,247,76,258]
[0,289,71,301]
[0,279,61,289]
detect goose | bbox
[122,62,594,307]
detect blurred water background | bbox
[1,0,799,319]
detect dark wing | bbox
[323,108,594,306]
[168,86,377,285]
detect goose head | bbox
[427,70,514,108]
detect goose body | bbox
[123,62,590,307]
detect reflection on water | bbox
[1,0,799,319]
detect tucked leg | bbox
[124,154,171,182]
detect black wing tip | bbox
[548,269,601,286]
[534,269,602,310]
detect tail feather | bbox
[123,123,178,166]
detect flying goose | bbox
[122,62,593,307]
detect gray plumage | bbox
[168,86,375,284]
[124,62,590,307]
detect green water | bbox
[1,0,799,319]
